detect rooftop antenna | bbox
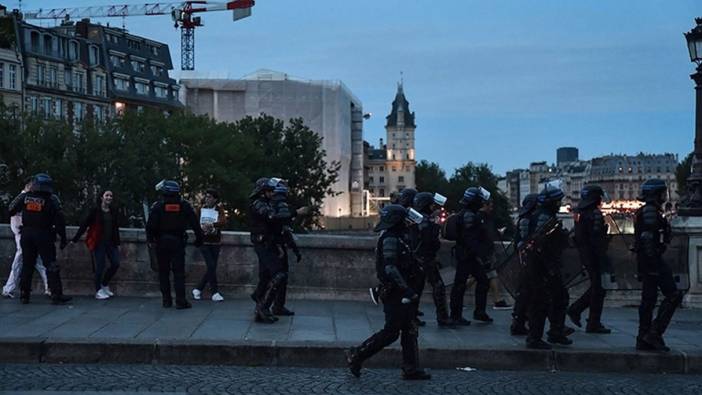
[121,15,125,30]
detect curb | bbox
[0,338,696,374]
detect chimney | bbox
[380,138,384,148]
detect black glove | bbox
[401,289,418,304]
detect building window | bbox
[9,65,16,90]
[0,62,4,89]
[74,102,84,122]
[54,98,62,119]
[68,41,78,60]
[379,166,384,172]
[151,46,159,56]
[36,63,46,85]
[110,55,124,68]
[379,176,384,184]
[398,176,405,183]
[131,61,145,73]
[94,105,104,122]
[392,167,397,172]
[43,35,53,55]
[135,82,148,95]
[127,39,141,50]
[49,66,57,87]
[94,75,105,96]
[73,72,84,93]
[89,46,99,66]
[368,176,374,184]
[380,189,385,197]
[114,77,129,91]
[150,65,159,76]
[41,97,51,119]
[30,31,40,52]
[28,96,37,113]
[154,85,167,98]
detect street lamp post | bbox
[680,18,702,216]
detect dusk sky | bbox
[11,0,702,175]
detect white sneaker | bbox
[101,286,114,297]
[2,291,15,299]
[95,289,110,300]
[44,289,51,296]
[192,289,202,300]
[211,292,224,302]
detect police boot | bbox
[566,306,582,328]
[176,300,192,310]
[526,338,552,350]
[511,318,529,336]
[272,280,294,316]
[400,324,430,380]
[51,293,72,305]
[473,311,493,323]
[547,332,573,345]
[256,273,286,324]
[345,332,389,378]
[20,290,30,305]
[585,320,611,334]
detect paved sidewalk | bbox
[1,296,702,373]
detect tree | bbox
[416,160,449,196]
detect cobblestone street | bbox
[1,363,702,395]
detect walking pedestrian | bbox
[192,188,227,302]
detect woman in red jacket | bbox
[72,191,121,300]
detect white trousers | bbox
[2,233,48,295]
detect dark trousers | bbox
[638,262,681,338]
[416,260,449,321]
[569,263,606,326]
[156,236,186,304]
[196,244,221,294]
[274,248,290,309]
[450,258,489,319]
[352,301,420,373]
[19,230,62,297]
[526,259,566,343]
[253,243,284,302]
[512,267,530,324]
[93,240,120,291]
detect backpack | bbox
[441,211,463,241]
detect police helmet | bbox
[577,184,605,210]
[31,173,53,193]
[398,188,418,208]
[412,192,435,213]
[155,179,180,195]
[373,204,408,232]
[459,187,486,207]
[538,184,565,205]
[518,193,539,217]
[638,179,667,204]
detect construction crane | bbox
[21,1,255,70]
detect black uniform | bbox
[146,196,203,308]
[270,194,301,315]
[249,195,293,323]
[346,216,429,380]
[8,191,69,304]
[409,212,451,326]
[525,205,571,348]
[449,207,492,323]
[635,201,682,351]
[568,206,610,332]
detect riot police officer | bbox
[567,185,611,334]
[345,204,431,380]
[270,182,302,316]
[635,179,682,352]
[8,173,71,305]
[146,180,204,309]
[410,192,454,327]
[525,185,571,349]
[249,177,293,324]
[449,187,493,325]
[510,193,539,336]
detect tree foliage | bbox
[415,160,514,239]
[0,108,339,230]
